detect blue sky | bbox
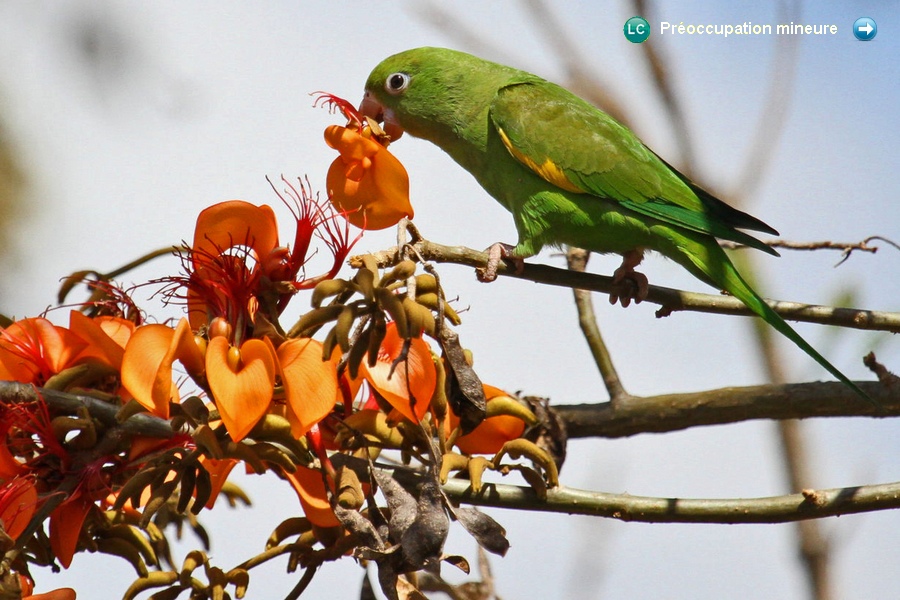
[1,2,898,598]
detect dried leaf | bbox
[332,504,384,553]
[442,554,471,574]
[439,329,486,434]
[454,507,509,557]
[398,478,448,572]
[372,469,417,538]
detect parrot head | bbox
[360,47,514,145]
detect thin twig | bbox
[565,247,629,403]
[720,235,896,268]
[440,477,900,524]
[351,240,900,333]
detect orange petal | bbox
[325,125,413,230]
[453,385,527,455]
[284,466,339,528]
[24,588,77,600]
[0,442,26,480]
[49,493,93,569]
[362,322,434,422]
[206,337,276,442]
[0,318,87,383]
[192,201,279,267]
[198,457,239,509]
[121,319,204,419]
[68,311,134,371]
[0,477,37,540]
[277,338,338,437]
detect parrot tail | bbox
[675,242,875,406]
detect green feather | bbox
[363,47,872,404]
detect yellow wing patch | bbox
[497,127,584,194]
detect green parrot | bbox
[359,46,868,400]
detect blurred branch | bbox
[731,0,802,198]
[553,380,896,439]
[779,418,833,600]
[630,0,696,174]
[442,476,900,524]
[521,0,629,123]
[413,0,629,123]
[353,239,900,333]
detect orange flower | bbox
[325,125,413,230]
[205,336,277,442]
[451,385,527,455]
[120,318,205,419]
[361,322,435,423]
[0,317,87,385]
[277,338,339,438]
[175,193,356,336]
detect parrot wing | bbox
[489,79,779,255]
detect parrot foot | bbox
[477,243,523,282]
[609,249,648,308]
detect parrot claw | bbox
[609,249,648,308]
[477,242,523,282]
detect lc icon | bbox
[624,16,651,43]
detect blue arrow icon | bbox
[853,17,877,41]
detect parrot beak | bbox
[359,92,404,141]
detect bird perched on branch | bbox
[359,46,868,401]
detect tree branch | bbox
[565,247,629,403]
[0,381,174,438]
[441,477,900,524]
[552,380,897,440]
[8,378,896,445]
[352,239,900,333]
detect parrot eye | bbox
[385,72,410,95]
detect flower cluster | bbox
[0,95,544,600]
[316,92,414,230]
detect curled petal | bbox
[192,200,280,266]
[277,338,338,437]
[206,337,276,442]
[362,322,435,422]
[325,125,413,230]
[121,319,205,419]
[68,311,134,371]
